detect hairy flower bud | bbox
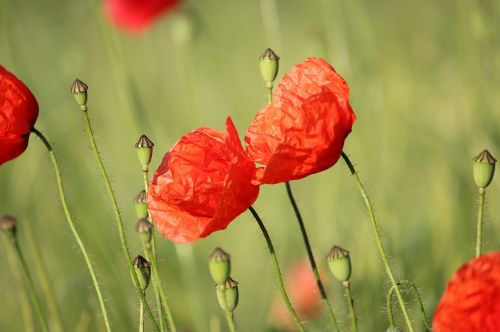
[135,135,154,171]
[473,149,496,189]
[209,247,231,284]
[259,48,280,87]
[216,277,239,312]
[70,79,88,106]
[326,245,352,283]
[386,327,402,332]
[0,214,17,242]
[133,190,148,219]
[133,255,151,290]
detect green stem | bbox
[344,283,358,332]
[9,238,50,332]
[248,207,305,332]
[476,188,486,257]
[341,152,414,332]
[224,311,237,332]
[139,300,144,332]
[143,169,177,332]
[285,182,339,331]
[32,128,112,332]
[387,281,429,331]
[79,109,160,331]
[266,87,273,104]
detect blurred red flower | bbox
[245,57,356,184]
[433,252,500,332]
[105,0,179,32]
[148,117,259,243]
[271,259,322,330]
[0,66,38,166]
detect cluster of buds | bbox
[259,48,280,89]
[326,245,352,288]
[0,214,17,244]
[473,149,496,192]
[209,247,239,313]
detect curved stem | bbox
[10,239,49,332]
[248,207,305,332]
[341,152,414,332]
[344,283,358,332]
[224,311,237,332]
[285,182,340,331]
[32,128,112,332]
[476,188,486,257]
[79,110,159,331]
[387,281,429,331]
[143,169,177,332]
[139,300,144,332]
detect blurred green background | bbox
[1,0,500,331]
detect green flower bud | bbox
[135,135,154,171]
[135,218,153,248]
[216,278,239,312]
[133,190,148,219]
[209,247,231,284]
[326,245,352,283]
[386,327,403,332]
[133,255,151,290]
[0,214,17,243]
[473,149,496,189]
[259,48,280,87]
[70,79,88,106]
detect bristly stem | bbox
[8,237,50,332]
[387,280,429,331]
[476,188,486,257]
[224,311,237,332]
[143,170,177,332]
[32,127,112,332]
[344,283,358,332]
[79,109,160,331]
[341,152,414,332]
[285,182,340,331]
[248,207,305,332]
[139,300,144,332]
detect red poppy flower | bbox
[0,66,38,166]
[105,0,179,32]
[271,259,322,329]
[148,117,259,243]
[433,252,500,332]
[245,57,356,184]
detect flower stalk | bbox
[248,207,304,332]
[387,281,429,331]
[31,128,112,332]
[341,152,414,332]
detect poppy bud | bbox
[259,48,280,88]
[216,277,239,312]
[386,327,402,332]
[209,247,231,284]
[326,245,352,283]
[0,214,17,243]
[70,79,88,107]
[135,135,154,171]
[133,255,151,290]
[473,149,496,189]
[135,218,153,247]
[133,190,148,219]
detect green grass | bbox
[1,0,500,330]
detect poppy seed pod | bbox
[135,135,154,171]
[133,255,151,290]
[216,278,239,312]
[135,218,153,247]
[326,245,352,283]
[133,190,148,219]
[0,66,39,165]
[70,79,88,107]
[209,247,231,284]
[0,215,17,242]
[473,149,496,189]
[259,48,280,87]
